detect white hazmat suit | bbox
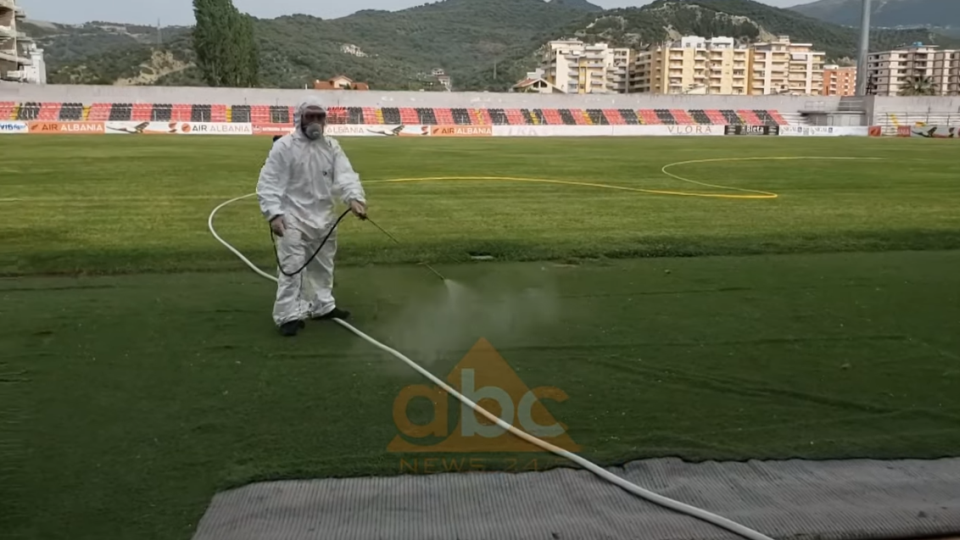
[257,97,366,328]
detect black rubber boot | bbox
[312,307,350,321]
[279,320,306,336]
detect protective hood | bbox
[293,96,327,130]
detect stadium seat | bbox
[38,102,62,121]
[399,107,419,124]
[488,109,508,125]
[191,104,213,122]
[416,107,438,125]
[85,103,110,121]
[755,110,780,126]
[0,101,16,120]
[704,110,728,125]
[617,109,639,125]
[474,109,492,125]
[688,110,713,125]
[529,109,547,125]
[347,107,364,125]
[131,103,152,122]
[250,105,271,124]
[16,102,40,121]
[557,109,576,125]
[602,109,625,125]
[638,110,661,125]
[58,102,84,121]
[542,109,563,125]
[655,109,679,124]
[768,110,788,126]
[504,109,528,125]
[362,107,380,124]
[670,109,695,125]
[381,107,401,125]
[738,110,763,126]
[230,105,251,123]
[720,110,742,125]
[433,108,454,125]
[268,105,290,124]
[108,103,133,121]
[326,106,347,125]
[151,104,173,121]
[586,109,609,125]
[170,104,192,121]
[573,109,591,125]
[210,104,228,123]
[451,108,473,125]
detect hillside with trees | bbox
[26,0,960,91]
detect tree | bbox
[192,0,259,87]
[898,75,937,96]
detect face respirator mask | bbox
[300,108,327,141]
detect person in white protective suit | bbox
[257,97,367,336]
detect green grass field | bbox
[2,135,959,540]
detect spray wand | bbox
[270,208,447,283]
[364,216,448,283]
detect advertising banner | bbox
[778,126,870,137]
[905,125,959,139]
[869,126,882,137]
[104,121,252,135]
[493,125,724,137]
[28,121,105,134]
[615,125,724,136]
[253,123,294,136]
[179,122,252,135]
[724,125,780,136]
[0,121,28,134]
[429,125,492,137]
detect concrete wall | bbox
[872,96,960,116]
[1,82,841,112]
[4,82,959,119]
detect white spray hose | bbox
[208,194,776,540]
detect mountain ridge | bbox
[23,0,960,91]
[790,0,960,30]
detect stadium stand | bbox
[2,102,793,126]
[16,102,41,121]
[451,108,472,125]
[654,109,678,124]
[432,107,453,125]
[617,109,639,125]
[57,102,84,121]
[0,101,17,120]
[671,109,695,125]
[638,109,662,124]
[737,110,763,125]
[602,110,624,125]
[720,109,743,125]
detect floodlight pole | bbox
[855,0,872,95]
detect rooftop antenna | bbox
[855,0,872,95]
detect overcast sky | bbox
[19,0,814,26]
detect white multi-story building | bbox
[0,0,45,83]
[867,43,960,96]
[749,35,825,95]
[540,39,632,94]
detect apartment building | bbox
[867,43,960,96]
[823,65,857,96]
[539,40,632,94]
[749,36,825,95]
[631,36,750,95]
[0,0,44,83]
[538,35,825,95]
